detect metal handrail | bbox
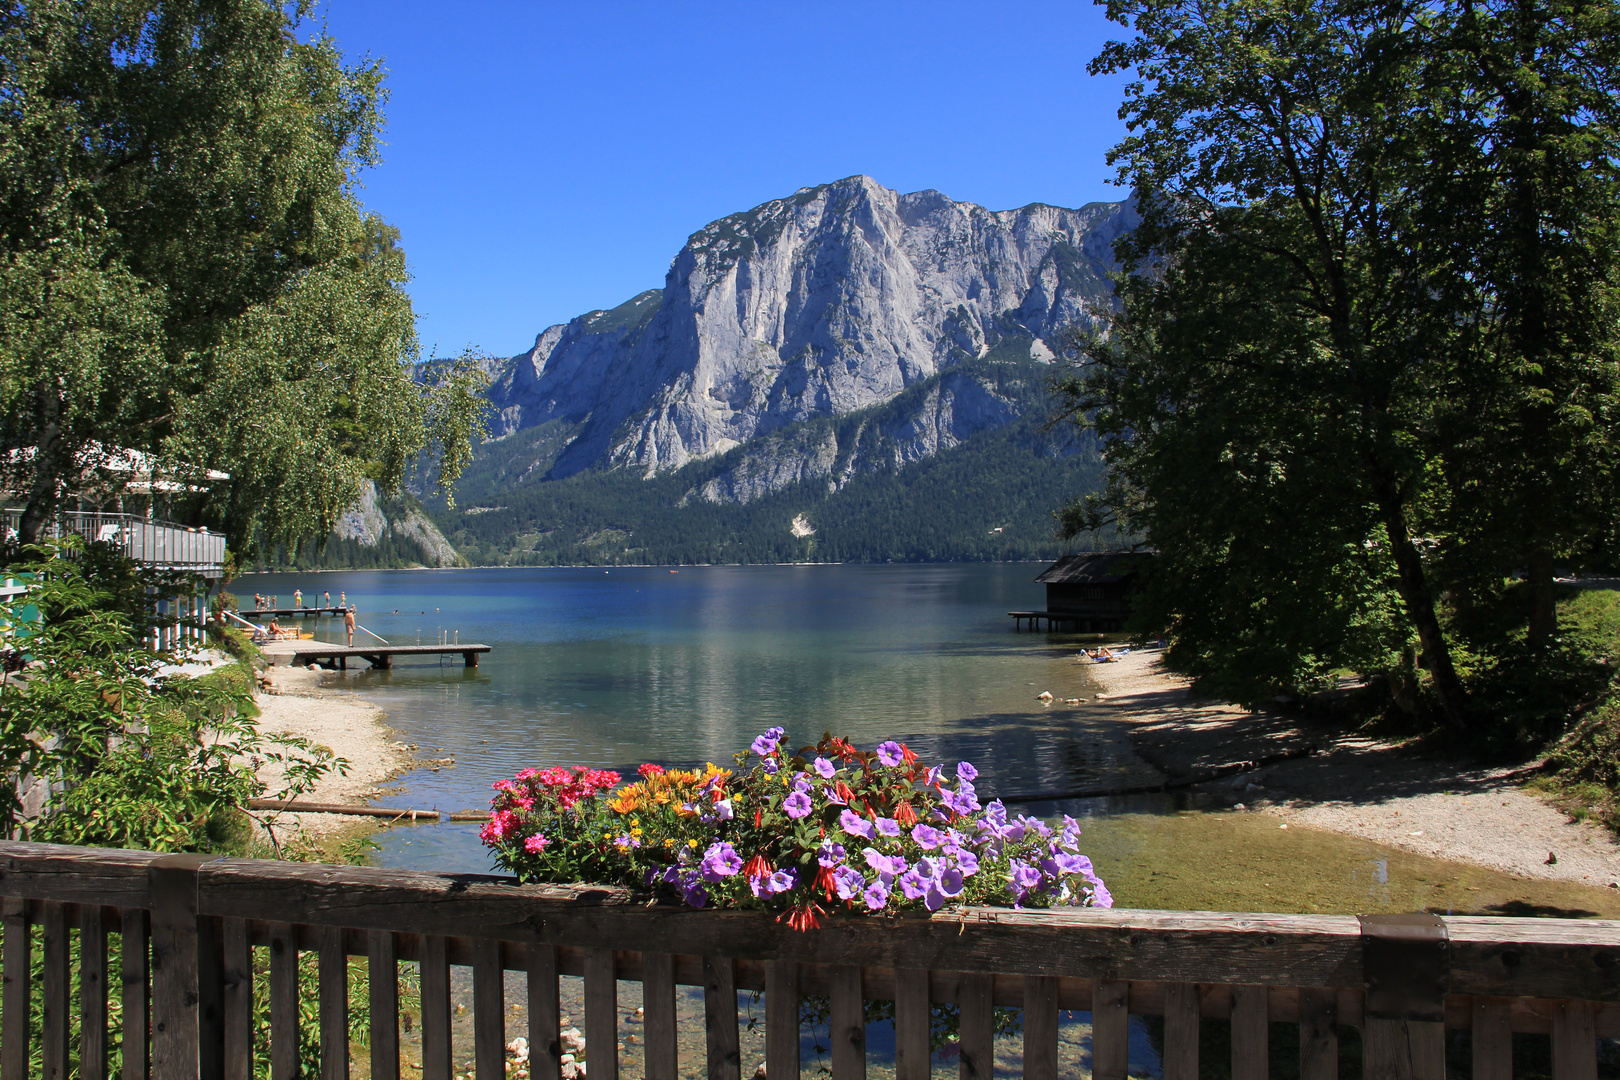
[1,509,226,570]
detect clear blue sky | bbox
[309,1,1133,360]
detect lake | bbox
[240,563,1620,918]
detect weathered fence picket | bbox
[0,840,1616,1079]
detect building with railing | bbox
[1,510,226,652]
[2,510,226,577]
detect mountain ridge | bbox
[424,177,1130,565]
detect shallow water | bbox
[241,564,1620,918]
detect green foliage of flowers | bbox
[483,730,1109,929]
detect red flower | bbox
[742,854,772,880]
[780,902,824,932]
[754,807,764,828]
[833,780,856,804]
[900,743,918,765]
[638,763,666,779]
[894,801,917,827]
[813,864,837,900]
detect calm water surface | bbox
[241,564,1620,918]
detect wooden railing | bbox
[0,840,1615,1079]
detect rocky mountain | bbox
[331,480,461,567]
[430,177,1132,565]
[484,176,1132,492]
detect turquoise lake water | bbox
[243,564,1155,870]
[237,563,1620,921]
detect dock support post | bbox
[463,652,477,668]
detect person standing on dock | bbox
[344,605,356,646]
[323,590,330,608]
[294,588,302,609]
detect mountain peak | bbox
[485,180,1134,481]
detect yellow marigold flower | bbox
[687,839,699,848]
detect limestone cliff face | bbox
[332,480,461,566]
[486,177,1131,487]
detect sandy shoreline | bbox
[250,665,413,848]
[1081,648,1620,890]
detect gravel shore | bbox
[1083,647,1620,890]
[251,665,413,847]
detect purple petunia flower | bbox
[783,790,813,819]
[984,800,1008,826]
[874,817,900,837]
[910,823,942,849]
[956,761,979,782]
[925,764,946,787]
[813,757,836,779]
[761,758,780,775]
[876,741,904,767]
[953,849,981,877]
[863,848,907,877]
[1009,860,1042,891]
[750,727,786,757]
[863,879,891,910]
[682,882,709,908]
[700,842,743,881]
[832,865,866,900]
[817,840,846,867]
[714,798,735,820]
[840,809,875,839]
[899,868,929,900]
[752,867,799,898]
[1018,815,1052,838]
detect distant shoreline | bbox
[234,559,1062,575]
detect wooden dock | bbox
[262,641,490,669]
[1008,609,1095,631]
[239,607,347,619]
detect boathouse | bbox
[1031,551,1151,631]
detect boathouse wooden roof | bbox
[1033,551,1152,585]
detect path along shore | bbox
[1082,647,1620,890]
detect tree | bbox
[1421,0,1620,649]
[0,1,487,553]
[1061,0,1620,727]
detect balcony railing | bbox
[2,510,226,575]
[0,841,1616,1079]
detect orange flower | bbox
[894,801,918,827]
[743,854,772,880]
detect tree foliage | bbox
[0,1,488,554]
[1057,0,1620,728]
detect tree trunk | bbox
[1376,489,1470,731]
[1526,545,1557,649]
[17,387,64,547]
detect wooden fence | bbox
[0,840,1616,1080]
